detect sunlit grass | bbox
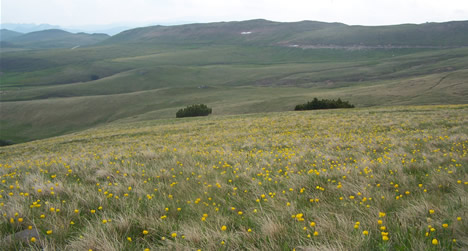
[1,105,467,250]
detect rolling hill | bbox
[0,23,61,33]
[1,29,110,49]
[1,105,467,250]
[106,19,468,47]
[1,19,467,144]
[0,29,23,41]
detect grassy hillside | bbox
[107,19,468,46]
[1,29,109,49]
[1,19,467,143]
[105,20,342,45]
[289,21,468,47]
[0,105,467,250]
[0,29,23,41]
[1,44,467,143]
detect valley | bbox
[1,20,467,144]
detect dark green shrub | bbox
[176,104,212,118]
[0,139,14,147]
[295,98,354,111]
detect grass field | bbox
[2,20,468,143]
[1,44,468,143]
[1,105,467,250]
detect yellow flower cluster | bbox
[0,105,466,249]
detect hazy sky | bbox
[2,0,468,27]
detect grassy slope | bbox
[0,29,23,41]
[106,20,468,46]
[1,19,468,143]
[2,29,110,49]
[1,44,468,143]
[290,21,468,46]
[0,105,467,250]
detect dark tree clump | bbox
[295,98,354,111]
[176,104,212,118]
[90,75,100,81]
[0,139,14,147]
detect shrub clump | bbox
[0,139,14,147]
[295,98,354,111]
[176,104,212,118]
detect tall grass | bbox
[0,105,467,250]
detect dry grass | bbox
[0,104,467,250]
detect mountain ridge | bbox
[1,19,468,144]
[3,19,468,49]
[104,19,468,47]
[1,29,110,49]
[0,29,23,41]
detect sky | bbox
[2,0,468,27]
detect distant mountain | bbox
[1,23,61,33]
[61,25,133,36]
[0,29,23,41]
[4,29,110,49]
[106,19,468,47]
[287,21,468,47]
[3,23,140,35]
[65,26,131,36]
[106,19,342,45]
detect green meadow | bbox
[0,105,467,250]
[1,43,468,143]
[1,19,468,250]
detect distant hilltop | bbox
[2,19,468,50]
[106,19,468,47]
[0,29,109,49]
[1,23,131,35]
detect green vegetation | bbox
[0,20,467,143]
[0,139,14,147]
[107,19,468,47]
[0,29,109,49]
[176,104,212,118]
[295,97,354,110]
[1,19,467,250]
[0,29,23,41]
[0,105,467,250]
